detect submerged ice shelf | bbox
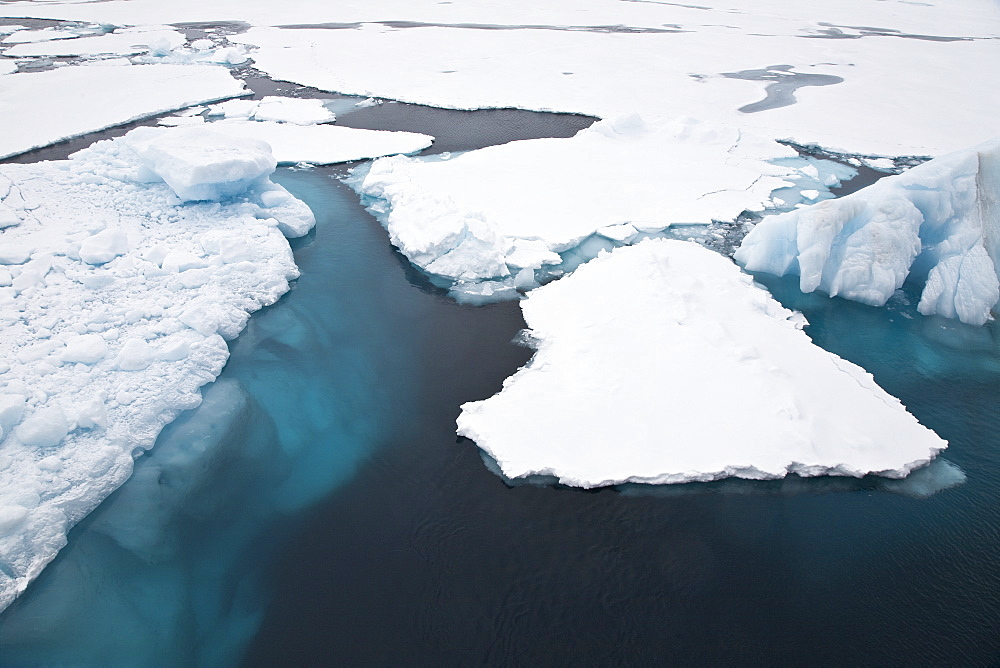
[0,126,313,612]
[737,137,1000,325]
[458,239,947,488]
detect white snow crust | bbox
[0,127,313,611]
[356,115,796,284]
[457,240,946,488]
[0,64,248,160]
[736,138,1000,325]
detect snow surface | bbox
[0,59,16,75]
[0,64,249,159]
[0,127,313,611]
[355,115,797,285]
[736,138,1000,325]
[457,239,946,488]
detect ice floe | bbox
[205,121,434,165]
[207,96,336,125]
[736,138,1000,325]
[0,63,248,159]
[457,239,946,488]
[355,115,796,285]
[3,26,185,57]
[159,95,435,164]
[0,127,313,611]
[235,12,999,158]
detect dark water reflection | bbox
[243,252,1000,664]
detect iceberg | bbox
[735,138,1000,325]
[0,127,313,612]
[355,115,795,286]
[457,239,946,488]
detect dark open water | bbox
[0,98,998,666]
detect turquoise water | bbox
[1,157,999,664]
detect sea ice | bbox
[126,126,277,202]
[207,96,336,125]
[235,11,1000,158]
[0,63,249,159]
[205,120,434,165]
[458,239,946,488]
[3,26,185,57]
[0,127,313,612]
[355,115,795,284]
[736,137,1000,325]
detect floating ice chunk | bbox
[60,335,108,364]
[504,239,562,270]
[206,120,433,165]
[458,240,946,488]
[206,99,260,120]
[253,183,316,237]
[15,406,70,448]
[79,229,128,265]
[125,127,276,202]
[736,138,1000,325]
[116,339,154,371]
[252,97,336,125]
[596,223,639,243]
[355,116,794,288]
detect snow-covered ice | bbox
[736,138,1000,325]
[355,115,796,285]
[208,96,336,126]
[457,239,946,488]
[163,95,434,164]
[234,12,1000,158]
[3,26,184,57]
[205,121,434,165]
[0,127,313,611]
[0,63,249,159]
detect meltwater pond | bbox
[2,147,1000,665]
